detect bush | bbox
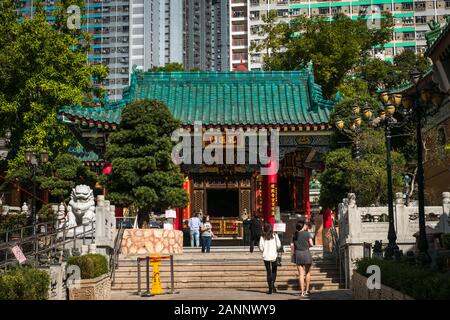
[38,204,57,223]
[0,267,50,300]
[0,213,29,234]
[67,254,108,279]
[355,258,450,300]
[442,234,450,250]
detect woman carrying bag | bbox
[291,221,314,297]
[259,222,282,294]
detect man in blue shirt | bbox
[188,213,201,247]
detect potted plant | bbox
[67,253,111,300]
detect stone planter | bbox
[68,274,111,300]
[352,272,414,300]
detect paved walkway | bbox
[111,289,353,300]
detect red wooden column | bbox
[262,159,277,227]
[303,168,311,223]
[176,177,191,230]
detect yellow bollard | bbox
[150,255,164,295]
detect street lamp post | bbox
[24,148,49,235]
[378,68,444,264]
[336,100,400,259]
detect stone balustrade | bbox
[338,192,450,288]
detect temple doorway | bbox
[206,189,239,218]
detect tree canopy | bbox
[253,13,394,98]
[102,100,188,212]
[0,0,107,177]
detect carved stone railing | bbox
[338,192,449,245]
[338,192,450,288]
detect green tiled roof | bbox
[426,17,450,55]
[68,146,99,162]
[59,65,335,127]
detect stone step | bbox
[113,277,340,284]
[111,282,342,291]
[114,269,340,276]
[116,261,338,268]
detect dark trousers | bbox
[201,235,212,253]
[264,260,278,288]
[250,234,260,253]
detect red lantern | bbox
[102,162,112,175]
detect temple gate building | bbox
[59,64,335,240]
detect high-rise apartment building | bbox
[184,0,230,71]
[232,0,450,70]
[130,0,183,69]
[17,0,183,101]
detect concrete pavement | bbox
[111,288,353,300]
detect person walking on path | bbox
[249,213,263,253]
[188,213,201,247]
[200,215,213,253]
[259,222,282,294]
[291,221,314,297]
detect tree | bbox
[0,0,108,177]
[36,153,97,204]
[257,14,394,98]
[148,63,201,72]
[102,100,188,213]
[319,130,406,209]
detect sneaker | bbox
[305,290,310,296]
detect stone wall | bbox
[121,229,183,256]
[352,272,414,300]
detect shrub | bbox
[0,213,29,234]
[441,234,450,250]
[0,267,50,300]
[67,254,108,279]
[38,204,57,223]
[355,258,450,300]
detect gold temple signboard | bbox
[203,133,245,149]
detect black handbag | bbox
[276,252,282,266]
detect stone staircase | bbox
[112,246,343,292]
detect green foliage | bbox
[0,0,108,175]
[258,13,394,97]
[442,234,450,250]
[0,267,50,300]
[67,253,108,279]
[0,213,29,234]
[148,63,201,72]
[38,204,57,224]
[319,130,406,208]
[36,153,97,202]
[355,258,450,300]
[103,100,188,212]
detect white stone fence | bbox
[337,192,450,288]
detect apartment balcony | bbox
[232,11,247,20]
[232,53,248,63]
[232,38,248,48]
[231,0,247,7]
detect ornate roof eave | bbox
[426,17,450,57]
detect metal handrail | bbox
[0,221,96,271]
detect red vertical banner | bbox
[304,168,311,223]
[262,160,277,227]
[255,175,263,215]
[183,177,191,223]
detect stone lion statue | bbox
[67,185,96,228]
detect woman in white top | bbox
[259,222,282,294]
